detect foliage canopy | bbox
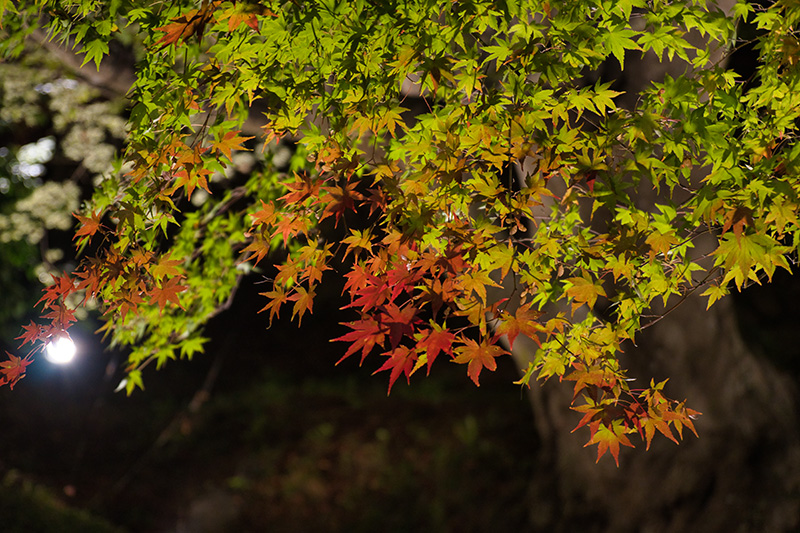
[3,0,800,463]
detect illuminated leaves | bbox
[149,276,187,312]
[584,421,635,467]
[8,0,800,464]
[155,6,213,49]
[73,210,104,245]
[495,304,544,349]
[564,275,607,314]
[453,338,507,386]
[212,131,254,162]
[373,346,417,394]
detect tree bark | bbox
[519,293,800,532]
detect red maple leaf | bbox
[345,276,391,312]
[381,303,418,350]
[42,302,77,331]
[342,264,376,297]
[155,7,213,49]
[36,273,76,308]
[333,317,387,365]
[416,326,456,375]
[373,346,417,394]
[16,321,43,348]
[0,352,34,390]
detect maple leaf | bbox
[271,215,308,245]
[213,131,254,161]
[641,411,679,450]
[319,181,365,226]
[333,317,387,365]
[75,261,103,299]
[149,276,187,312]
[341,228,374,259]
[416,326,456,374]
[73,210,104,243]
[258,286,288,326]
[216,3,275,31]
[457,268,500,304]
[240,235,271,266]
[381,303,418,350]
[584,421,635,466]
[373,346,417,394]
[564,275,606,314]
[0,352,33,390]
[42,302,77,331]
[155,7,213,49]
[345,275,390,311]
[453,337,507,386]
[37,273,76,309]
[16,321,43,348]
[225,12,259,32]
[287,285,315,325]
[279,174,321,206]
[150,252,183,281]
[571,402,605,435]
[495,303,544,349]
[170,167,213,200]
[342,263,374,295]
[249,200,276,228]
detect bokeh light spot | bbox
[45,336,77,365]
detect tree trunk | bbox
[516,291,800,532]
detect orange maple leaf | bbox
[73,210,104,243]
[240,235,271,266]
[258,286,288,326]
[584,421,635,466]
[495,303,544,349]
[453,337,507,386]
[154,6,214,49]
[213,131,254,161]
[150,252,183,281]
[149,276,187,312]
[171,167,213,200]
[287,285,315,325]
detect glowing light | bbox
[45,336,77,365]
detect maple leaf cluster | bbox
[7,0,800,465]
